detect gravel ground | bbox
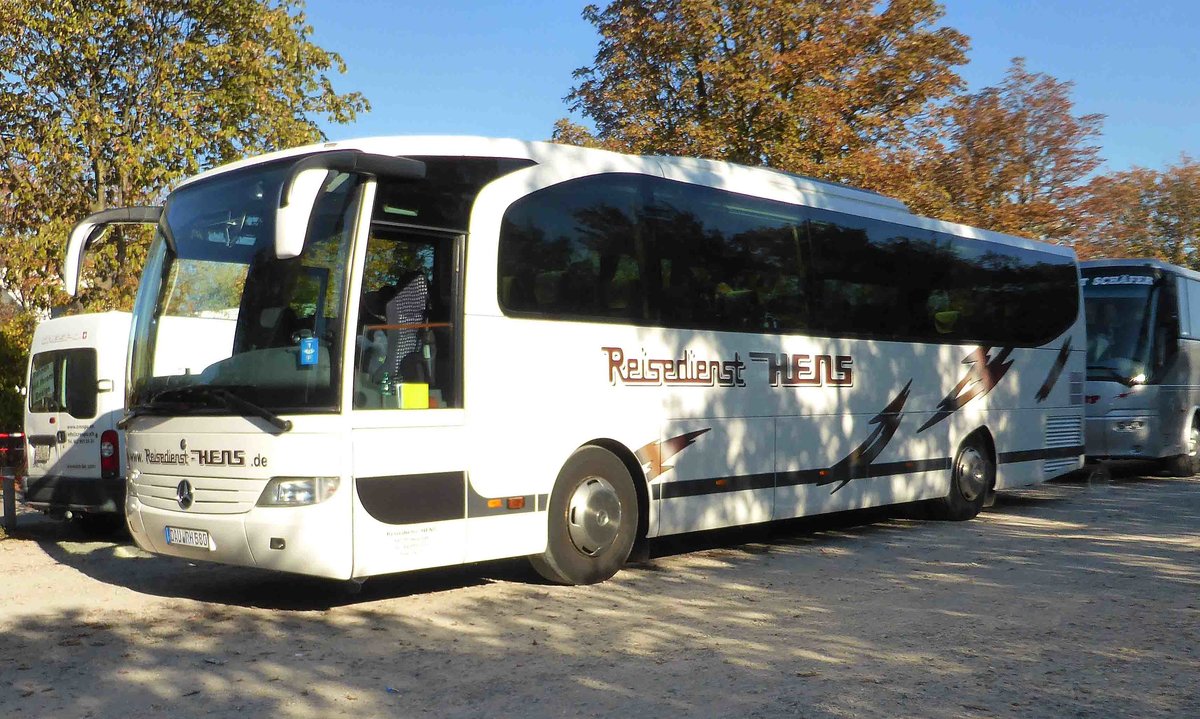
[1,469,1197,719]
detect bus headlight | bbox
[1114,420,1146,433]
[257,476,340,506]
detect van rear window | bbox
[28,349,99,419]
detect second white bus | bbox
[64,137,1085,584]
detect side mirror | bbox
[275,150,426,260]
[275,168,330,260]
[97,379,115,393]
[64,207,162,295]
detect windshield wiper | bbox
[125,385,292,432]
[207,387,293,432]
[117,393,204,429]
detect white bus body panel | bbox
[464,314,1085,542]
[348,413,470,577]
[125,415,355,579]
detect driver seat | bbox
[385,273,434,383]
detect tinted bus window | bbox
[376,157,536,230]
[1187,279,1200,338]
[807,210,946,340]
[497,174,1078,346]
[940,235,1078,346]
[499,174,648,322]
[646,180,806,333]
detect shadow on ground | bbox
[2,474,1197,719]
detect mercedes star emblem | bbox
[176,479,194,510]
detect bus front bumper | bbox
[126,493,353,580]
[1085,414,1162,460]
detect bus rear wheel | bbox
[530,446,638,585]
[929,438,992,521]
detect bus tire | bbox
[929,438,992,521]
[529,446,638,585]
[1163,421,1200,477]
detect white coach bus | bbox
[1082,258,1200,474]
[63,137,1085,585]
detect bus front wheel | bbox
[530,446,638,585]
[929,438,992,521]
[1163,421,1200,477]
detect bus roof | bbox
[1081,258,1200,282]
[178,135,1076,259]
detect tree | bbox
[0,0,367,423]
[909,58,1103,241]
[1075,157,1200,267]
[550,118,604,149]
[560,0,968,186]
[0,301,34,429]
[0,0,368,314]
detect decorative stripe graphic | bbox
[657,457,952,500]
[1035,338,1073,403]
[635,428,712,481]
[782,457,952,489]
[656,446,1082,502]
[655,471,774,500]
[997,445,1084,464]
[819,381,913,493]
[918,346,1015,433]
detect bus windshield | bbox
[128,162,361,414]
[1083,277,1157,384]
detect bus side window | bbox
[1189,279,1200,338]
[1154,280,1181,375]
[1176,276,1190,338]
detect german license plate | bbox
[164,526,211,550]
[33,445,49,463]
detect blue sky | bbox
[306,0,1200,174]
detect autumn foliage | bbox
[0,0,367,423]
[558,1,1171,258]
[908,58,1104,242]
[1075,158,1200,267]
[0,0,367,316]
[563,0,969,190]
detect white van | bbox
[23,311,131,533]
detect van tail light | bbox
[100,430,120,479]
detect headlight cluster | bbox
[257,476,340,506]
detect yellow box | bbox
[398,383,429,409]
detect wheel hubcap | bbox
[1188,426,1198,458]
[956,447,988,502]
[566,476,622,556]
